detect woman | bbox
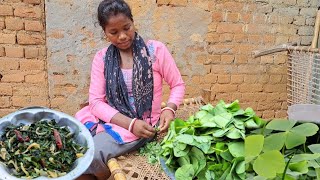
[76,0,185,179]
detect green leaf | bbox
[266,119,296,131]
[291,123,319,137]
[228,142,244,158]
[245,135,264,163]
[173,142,189,157]
[263,132,286,151]
[195,110,208,120]
[221,150,234,162]
[235,161,245,174]
[288,160,308,174]
[175,134,194,144]
[252,150,285,179]
[285,131,306,149]
[175,164,194,180]
[290,153,320,163]
[205,170,215,180]
[190,147,206,175]
[177,155,190,167]
[212,113,233,128]
[226,128,242,139]
[308,144,320,153]
[225,99,240,112]
[200,104,214,112]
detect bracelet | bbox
[128,118,137,132]
[161,107,176,116]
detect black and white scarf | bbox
[104,33,153,119]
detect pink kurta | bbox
[75,40,185,143]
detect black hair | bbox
[97,0,133,30]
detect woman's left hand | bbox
[159,109,175,133]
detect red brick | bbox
[0,33,16,44]
[217,23,243,33]
[212,84,238,93]
[23,0,41,4]
[212,12,223,22]
[248,35,262,44]
[258,75,269,84]
[0,47,4,57]
[260,55,274,64]
[25,72,46,83]
[240,13,252,23]
[30,97,49,106]
[219,34,234,43]
[0,58,20,71]
[206,33,219,43]
[157,0,187,6]
[14,6,42,18]
[0,20,4,30]
[50,97,67,108]
[238,84,263,92]
[13,85,47,96]
[24,47,39,58]
[262,110,275,119]
[20,60,44,70]
[208,55,220,64]
[25,20,43,32]
[269,75,282,84]
[226,13,239,22]
[5,46,24,58]
[231,75,244,84]
[17,32,45,45]
[0,83,13,96]
[267,65,287,74]
[235,55,248,64]
[0,97,11,108]
[217,75,230,84]
[0,5,13,16]
[11,96,31,107]
[275,110,287,118]
[244,75,258,83]
[221,55,234,64]
[238,65,266,74]
[1,71,25,83]
[5,17,24,30]
[211,64,236,74]
[264,84,287,93]
[203,74,217,84]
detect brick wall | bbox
[0,0,47,117]
[0,0,319,119]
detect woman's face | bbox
[104,13,135,51]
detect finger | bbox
[160,118,172,133]
[159,117,165,129]
[142,129,155,138]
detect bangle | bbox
[128,118,137,132]
[161,107,176,116]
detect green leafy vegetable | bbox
[0,120,87,179]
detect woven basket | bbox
[107,96,207,180]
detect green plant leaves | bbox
[263,132,286,151]
[245,135,264,163]
[252,150,285,178]
[266,119,296,131]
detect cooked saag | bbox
[0,120,87,179]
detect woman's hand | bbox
[159,109,175,133]
[131,120,156,138]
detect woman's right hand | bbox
[131,120,156,138]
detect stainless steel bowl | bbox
[0,106,94,180]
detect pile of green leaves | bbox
[160,100,265,180]
[246,119,320,179]
[0,120,87,179]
